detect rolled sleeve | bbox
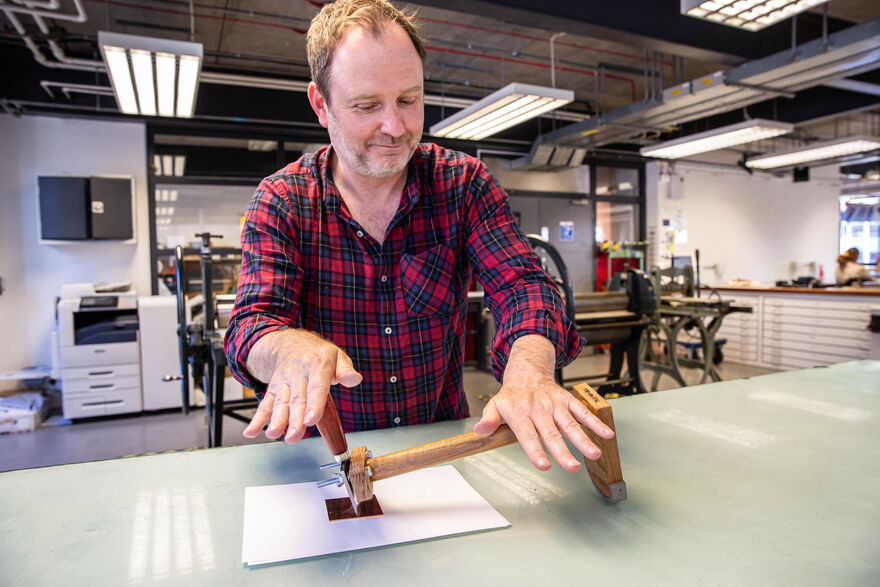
[489,301,585,382]
[223,177,304,393]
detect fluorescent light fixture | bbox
[156,206,176,216]
[103,45,138,114]
[247,140,278,151]
[155,52,176,116]
[176,55,200,117]
[154,154,186,176]
[641,119,794,159]
[746,135,880,169]
[681,0,828,31]
[98,31,203,118]
[430,82,574,141]
[155,189,179,202]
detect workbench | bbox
[2,361,878,585]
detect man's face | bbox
[310,24,424,179]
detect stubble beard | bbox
[326,111,420,179]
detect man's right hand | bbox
[243,330,362,443]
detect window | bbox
[839,196,880,265]
[595,166,639,196]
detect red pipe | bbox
[84,0,308,34]
[82,0,638,102]
[418,16,674,69]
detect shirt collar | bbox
[316,144,425,216]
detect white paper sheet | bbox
[241,465,509,565]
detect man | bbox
[224,0,613,473]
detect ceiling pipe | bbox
[0,0,87,22]
[1,8,101,70]
[13,0,60,9]
[40,80,114,99]
[2,1,590,125]
[94,0,644,98]
[30,10,104,69]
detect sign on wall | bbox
[559,221,574,242]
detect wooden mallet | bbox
[318,382,626,518]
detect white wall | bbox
[0,115,149,375]
[646,160,840,286]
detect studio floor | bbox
[0,353,776,473]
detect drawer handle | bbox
[89,383,115,390]
[88,370,114,377]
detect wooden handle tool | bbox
[315,394,348,459]
[346,382,626,505]
[571,383,626,503]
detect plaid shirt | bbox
[224,143,583,433]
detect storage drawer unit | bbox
[716,293,761,364]
[707,289,878,371]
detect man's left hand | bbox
[473,335,614,472]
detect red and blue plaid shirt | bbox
[224,143,583,433]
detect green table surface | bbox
[2,361,878,586]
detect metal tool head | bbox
[316,445,375,516]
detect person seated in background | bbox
[835,247,870,285]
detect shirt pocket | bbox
[400,243,457,316]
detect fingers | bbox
[491,381,616,472]
[284,391,307,444]
[568,395,614,439]
[333,351,363,388]
[555,409,600,463]
[282,374,309,443]
[265,376,294,440]
[246,334,363,442]
[528,398,582,473]
[303,353,336,427]
[243,391,275,438]
[472,399,502,436]
[505,415,551,471]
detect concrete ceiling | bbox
[1,0,879,163]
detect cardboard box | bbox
[0,392,47,434]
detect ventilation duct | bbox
[540,18,880,150]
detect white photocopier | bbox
[56,282,143,418]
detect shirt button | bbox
[389,375,398,383]
[393,417,401,424]
[384,327,393,335]
[356,230,364,237]
[381,275,388,282]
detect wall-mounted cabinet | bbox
[38,175,135,243]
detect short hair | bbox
[306,0,426,103]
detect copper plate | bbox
[325,496,384,521]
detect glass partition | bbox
[595,166,639,196]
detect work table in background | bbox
[1,362,878,586]
[712,286,880,296]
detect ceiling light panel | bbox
[746,136,880,169]
[681,0,828,32]
[640,119,794,159]
[98,31,203,118]
[430,83,574,141]
[154,154,186,176]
